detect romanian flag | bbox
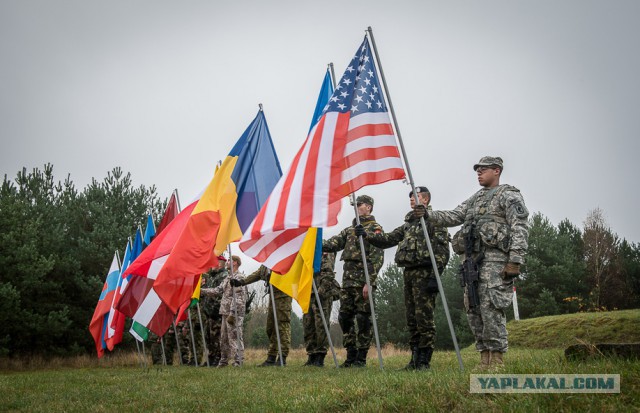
[89,252,120,357]
[154,110,282,312]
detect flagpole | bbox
[173,319,184,365]
[160,336,167,366]
[312,278,339,367]
[366,26,464,372]
[227,245,243,366]
[187,309,198,367]
[269,284,284,366]
[196,302,210,367]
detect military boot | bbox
[303,354,316,366]
[340,347,357,368]
[416,347,433,370]
[490,351,504,370]
[353,348,368,367]
[258,354,277,367]
[402,347,418,370]
[276,355,287,366]
[313,353,326,367]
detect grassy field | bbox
[1,310,639,412]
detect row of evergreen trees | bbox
[1,165,638,355]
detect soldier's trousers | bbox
[219,313,244,366]
[303,291,333,355]
[404,267,437,350]
[267,295,292,357]
[339,286,373,350]
[465,261,512,353]
[204,315,222,364]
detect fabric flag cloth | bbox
[89,253,120,357]
[154,109,282,313]
[121,201,198,338]
[157,191,179,234]
[175,275,202,323]
[270,228,320,313]
[143,214,156,246]
[240,37,406,273]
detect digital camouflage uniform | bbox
[200,267,227,366]
[201,270,247,367]
[323,214,384,364]
[242,266,292,363]
[368,205,450,359]
[303,252,340,365]
[430,183,529,354]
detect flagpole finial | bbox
[259,103,263,111]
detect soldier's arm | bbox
[322,229,347,253]
[432,225,451,271]
[504,191,529,264]
[367,224,404,249]
[242,265,269,285]
[429,194,476,227]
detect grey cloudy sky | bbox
[2,0,639,284]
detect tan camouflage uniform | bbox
[430,184,529,354]
[201,270,247,366]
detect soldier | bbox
[360,186,450,370]
[302,252,340,367]
[424,156,529,368]
[323,194,384,368]
[201,255,248,367]
[232,265,292,366]
[200,256,228,366]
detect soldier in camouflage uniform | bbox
[363,186,450,370]
[302,252,339,367]
[425,156,529,368]
[233,265,292,366]
[201,255,248,367]
[200,257,228,366]
[323,194,384,367]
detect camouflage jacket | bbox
[315,252,341,301]
[243,265,290,301]
[200,267,227,318]
[368,206,450,271]
[322,215,384,287]
[429,184,529,264]
[200,270,248,317]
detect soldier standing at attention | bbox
[424,156,529,369]
[302,252,339,367]
[200,256,228,367]
[360,186,450,370]
[232,265,292,366]
[323,195,384,368]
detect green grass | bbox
[1,310,639,412]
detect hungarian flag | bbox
[240,37,405,274]
[154,109,282,313]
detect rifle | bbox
[459,224,483,308]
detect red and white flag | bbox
[240,37,405,273]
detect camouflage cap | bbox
[473,156,504,171]
[356,194,374,206]
[409,186,430,198]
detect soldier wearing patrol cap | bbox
[323,194,384,367]
[422,156,529,369]
[363,186,450,370]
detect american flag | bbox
[239,37,406,273]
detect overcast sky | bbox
[2,1,639,288]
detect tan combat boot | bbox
[473,350,491,372]
[490,351,504,370]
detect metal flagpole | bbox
[134,339,144,368]
[141,341,148,369]
[173,319,183,365]
[312,278,338,367]
[196,302,210,366]
[269,283,284,366]
[227,245,243,366]
[187,309,198,367]
[366,26,464,372]
[160,336,167,366]
[350,193,384,370]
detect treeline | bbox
[0,165,164,356]
[1,165,639,356]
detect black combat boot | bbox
[353,348,368,367]
[340,347,357,368]
[402,346,418,371]
[276,355,287,366]
[303,354,316,366]
[416,347,433,370]
[258,354,277,367]
[313,353,326,367]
